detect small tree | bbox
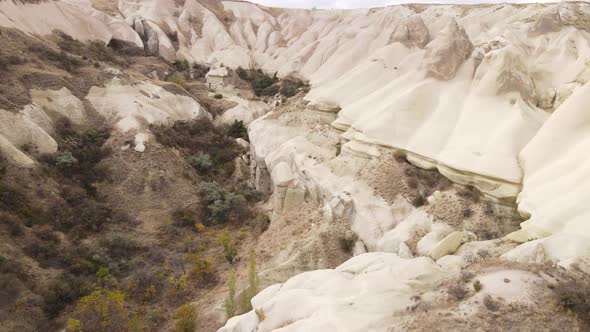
[173,59,189,71]
[217,230,237,263]
[247,251,259,296]
[224,270,237,320]
[227,120,248,141]
[174,303,198,332]
[239,252,259,313]
[188,152,213,174]
[69,288,129,332]
[186,254,214,283]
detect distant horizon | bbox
[248,0,563,9]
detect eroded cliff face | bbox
[2,0,590,331]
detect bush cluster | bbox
[199,181,247,225]
[553,277,590,325]
[227,120,249,142]
[236,67,278,96]
[42,118,112,196]
[152,119,240,178]
[173,59,190,72]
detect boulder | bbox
[236,138,250,149]
[530,8,562,35]
[271,162,295,187]
[429,231,465,260]
[146,28,159,56]
[134,18,145,39]
[391,15,430,48]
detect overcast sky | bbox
[249,0,558,9]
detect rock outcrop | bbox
[391,15,430,48]
[422,19,473,80]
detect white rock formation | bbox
[220,253,444,332]
[87,79,211,132]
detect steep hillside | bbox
[1,0,590,331]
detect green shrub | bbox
[259,84,279,96]
[239,252,259,313]
[186,254,214,283]
[107,39,145,56]
[280,79,307,97]
[41,273,84,318]
[236,67,249,81]
[69,288,130,332]
[199,182,225,205]
[473,280,482,292]
[0,273,23,307]
[188,152,213,174]
[171,207,198,228]
[227,120,248,142]
[99,232,140,259]
[152,119,240,177]
[173,59,190,72]
[192,63,210,80]
[217,230,237,263]
[199,181,247,224]
[339,234,359,253]
[553,278,590,325]
[213,193,246,224]
[462,208,474,218]
[244,69,278,97]
[174,303,198,332]
[214,93,223,99]
[44,124,112,195]
[225,270,237,319]
[447,284,467,300]
[2,213,24,236]
[411,195,426,207]
[0,54,25,70]
[56,151,79,168]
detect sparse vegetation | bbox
[68,287,130,332]
[214,93,223,99]
[255,308,266,321]
[187,254,215,283]
[153,119,241,179]
[188,152,214,174]
[411,194,426,207]
[199,181,248,225]
[335,142,342,156]
[225,252,259,320]
[339,233,359,253]
[227,120,249,142]
[235,67,308,98]
[483,295,500,311]
[279,78,308,97]
[462,207,474,218]
[174,59,190,72]
[447,284,468,301]
[0,28,272,332]
[217,230,238,263]
[473,280,482,292]
[173,303,198,332]
[172,207,199,228]
[553,277,590,325]
[224,270,237,319]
